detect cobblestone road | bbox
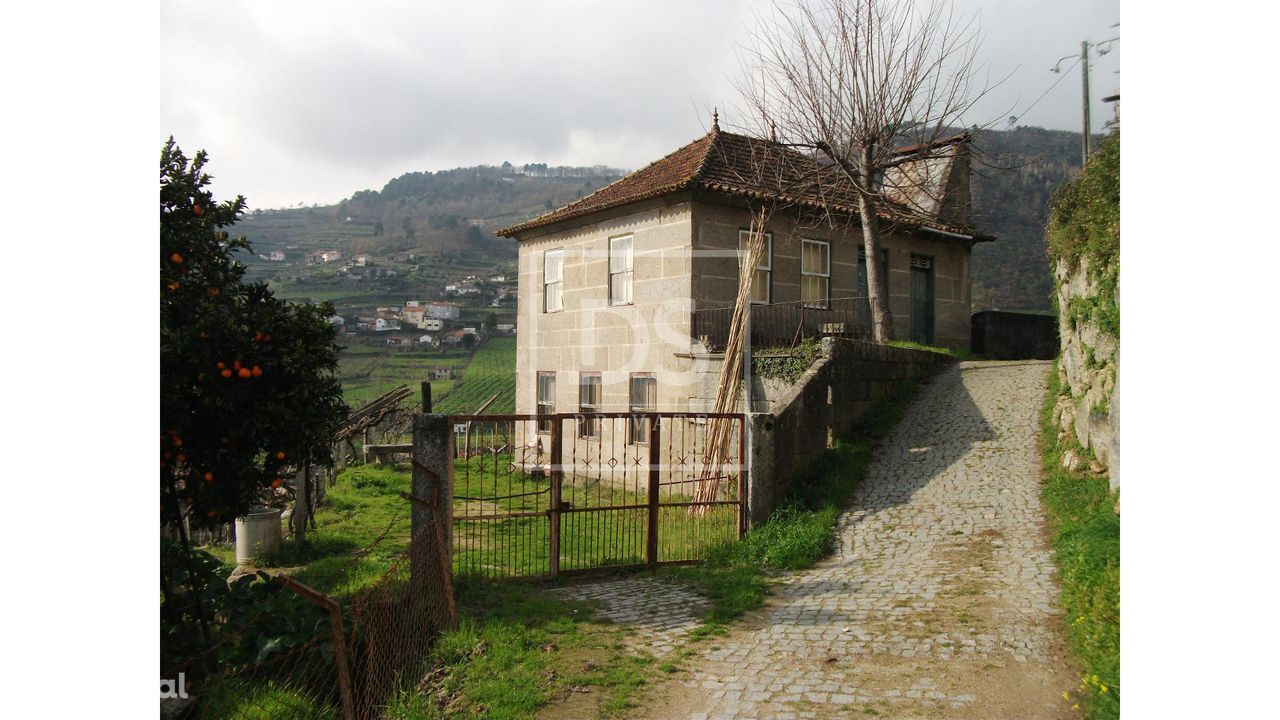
[633,360,1079,719]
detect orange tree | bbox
[160,138,346,533]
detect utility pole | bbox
[1080,40,1091,164]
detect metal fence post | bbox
[275,575,356,720]
[548,417,562,579]
[646,416,661,568]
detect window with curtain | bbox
[609,234,633,306]
[738,230,772,304]
[543,248,564,313]
[801,239,830,309]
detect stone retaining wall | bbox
[1053,257,1119,491]
[744,338,952,524]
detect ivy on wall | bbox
[752,338,822,384]
[1048,131,1120,339]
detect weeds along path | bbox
[636,360,1078,720]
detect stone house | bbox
[496,124,992,426]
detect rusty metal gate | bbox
[448,412,746,579]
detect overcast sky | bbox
[160,0,1119,209]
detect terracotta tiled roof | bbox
[496,128,992,241]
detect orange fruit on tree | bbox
[207,287,220,297]
[251,366,262,377]
[176,453,186,463]
[172,436,183,447]
[193,204,204,217]
[271,478,283,489]
[220,369,232,378]
[170,252,183,264]
[203,471,214,482]
[216,361,226,369]
[276,451,286,461]
[237,367,251,379]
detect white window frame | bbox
[801,239,830,309]
[578,372,602,439]
[536,372,556,434]
[543,248,564,313]
[738,230,772,304]
[628,374,657,445]
[609,234,634,306]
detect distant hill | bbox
[239,128,1096,313]
[237,162,626,269]
[970,126,1099,312]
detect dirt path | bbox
[635,360,1079,719]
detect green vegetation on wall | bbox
[1040,370,1120,720]
[1047,132,1120,338]
[752,338,822,383]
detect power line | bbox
[1008,57,1080,127]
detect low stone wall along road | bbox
[581,360,1079,719]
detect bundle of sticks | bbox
[691,205,772,514]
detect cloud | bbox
[161,0,1117,208]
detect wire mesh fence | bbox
[162,507,455,719]
[161,409,744,716]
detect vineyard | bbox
[433,336,516,414]
[337,336,516,413]
[337,344,469,407]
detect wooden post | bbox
[646,416,661,568]
[548,418,562,579]
[738,417,748,539]
[421,380,432,412]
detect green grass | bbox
[664,380,920,631]
[1041,368,1120,720]
[886,340,984,361]
[381,579,655,719]
[202,465,415,596]
[197,677,339,720]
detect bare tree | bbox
[735,0,990,343]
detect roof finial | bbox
[770,121,777,143]
[712,107,719,131]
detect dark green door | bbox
[910,255,934,345]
